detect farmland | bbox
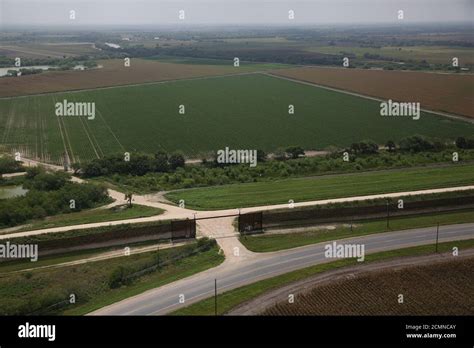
[263,257,474,315]
[0,58,263,98]
[0,43,98,59]
[271,67,474,118]
[1,73,474,164]
[145,55,292,69]
[165,164,474,209]
[305,45,474,65]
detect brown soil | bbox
[229,250,474,315]
[0,59,247,97]
[262,254,473,315]
[271,67,474,118]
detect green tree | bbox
[385,140,396,152]
[125,192,133,207]
[154,151,169,172]
[168,152,185,170]
[71,162,81,175]
[0,156,22,179]
[399,135,434,152]
[256,149,267,163]
[285,146,305,159]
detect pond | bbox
[0,186,28,199]
[0,65,54,77]
[105,42,121,49]
[0,65,96,77]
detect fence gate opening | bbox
[171,219,196,240]
[238,212,263,234]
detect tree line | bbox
[71,135,474,193]
[0,168,109,227]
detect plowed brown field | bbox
[0,59,251,97]
[263,257,474,315]
[271,67,474,119]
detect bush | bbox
[196,237,216,251]
[23,171,69,191]
[0,156,23,176]
[399,135,435,152]
[168,152,185,170]
[109,266,128,288]
[285,146,305,159]
[456,137,474,149]
[350,140,378,155]
[81,151,187,177]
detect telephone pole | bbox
[435,223,440,253]
[214,279,218,316]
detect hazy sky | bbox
[1,0,473,26]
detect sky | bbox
[1,0,473,26]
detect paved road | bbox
[91,222,474,315]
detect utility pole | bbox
[435,223,439,253]
[214,279,217,316]
[156,244,160,271]
[386,200,390,229]
[238,208,241,233]
[63,152,70,172]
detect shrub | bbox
[109,266,128,288]
[399,135,434,152]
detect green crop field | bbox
[1,73,473,165]
[165,164,474,209]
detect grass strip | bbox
[240,209,474,252]
[165,164,474,210]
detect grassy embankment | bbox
[0,240,224,316]
[3,204,164,234]
[166,164,474,210]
